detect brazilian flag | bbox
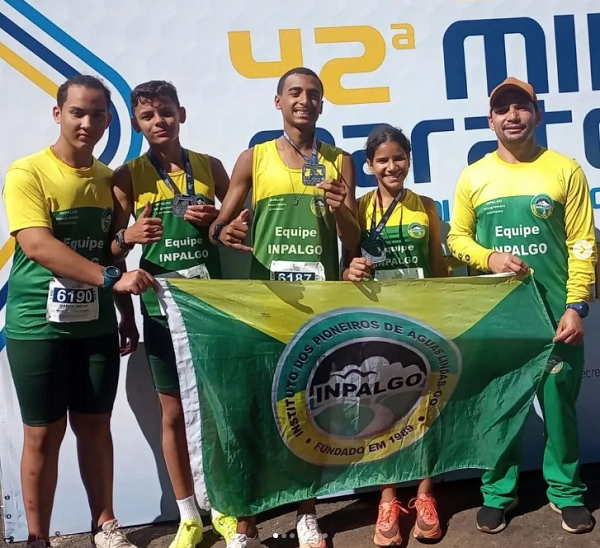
[162,274,555,516]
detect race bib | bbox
[270,260,326,282]
[46,277,99,323]
[374,268,424,281]
[156,264,211,280]
[156,265,211,315]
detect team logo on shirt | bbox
[310,196,327,218]
[408,223,426,239]
[272,308,462,465]
[101,208,113,233]
[530,194,554,219]
[547,355,564,375]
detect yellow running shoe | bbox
[211,509,238,545]
[168,519,203,548]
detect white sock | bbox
[176,495,202,523]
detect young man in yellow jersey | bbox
[448,77,596,535]
[209,67,359,548]
[110,81,237,548]
[2,75,156,548]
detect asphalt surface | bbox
[3,464,600,548]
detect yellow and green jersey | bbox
[3,147,116,340]
[448,148,597,321]
[357,189,432,279]
[250,139,342,280]
[127,151,222,316]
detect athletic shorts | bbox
[143,315,180,394]
[6,333,120,426]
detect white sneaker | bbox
[27,540,48,548]
[296,514,326,548]
[93,520,137,548]
[226,533,266,548]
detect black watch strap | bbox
[115,229,133,250]
[212,222,227,246]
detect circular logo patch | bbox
[101,208,113,233]
[272,308,462,465]
[310,196,327,218]
[547,355,564,375]
[530,194,554,219]
[408,223,426,239]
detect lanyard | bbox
[283,131,319,165]
[370,188,406,239]
[147,148,194,196]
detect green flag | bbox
[162,274,555,516]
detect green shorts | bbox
[6,333,120,426]
[143,315,180,393]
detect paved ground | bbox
[3,464,600,548]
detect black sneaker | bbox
[550,503,594,534]
[476,499,518,534]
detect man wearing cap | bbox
[448,77,596,535]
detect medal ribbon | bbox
[147,148,194,196]
[370,188,406,240]
[282,131,319,165]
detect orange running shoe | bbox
[373,498,408,547]
[410,494,442,541]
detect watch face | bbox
[568,303,589,318]
[105,266,121,279]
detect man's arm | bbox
[110,165,163,260]
[422,196,449,278]
[18,227,105,285]
[554,166,598,346]
[113,269,139,356]
[447,172,527,274]
[3,166,154,294]
[563,166,597,304]
[15,227,154,294]
[210,156,231,203]
[208,148,253,251]
[317,152,360,251]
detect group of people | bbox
[2,66,596,548]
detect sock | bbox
[177,495,202,523]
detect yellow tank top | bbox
[357,189,432,278]
[251,139,344,280]
[127,151,221,316]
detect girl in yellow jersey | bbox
[343,125,448,546]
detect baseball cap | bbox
[489,77,537,109]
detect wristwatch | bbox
[566,302,590,319]
[102,266,122,289]
[115,228,133,251]
[211,222,227,246]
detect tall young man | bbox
[448,77,596,535]
[209,67,360,548]
[110,80,237,548]
[3,75,155,548]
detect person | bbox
[209,66,360,548]
[110,80,237,548]
[2,75,156,548]
[343,125,446,545]
[448,77,596,535]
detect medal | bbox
[283,132,327,187]
[361,238,387,264]
[302,163,326,186]
[172,194,198,217]
[147,148,197,217]
[363,188,407,265]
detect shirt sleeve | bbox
[447,171,494,272]
[3,166,52,235]
[563,165,597,303]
